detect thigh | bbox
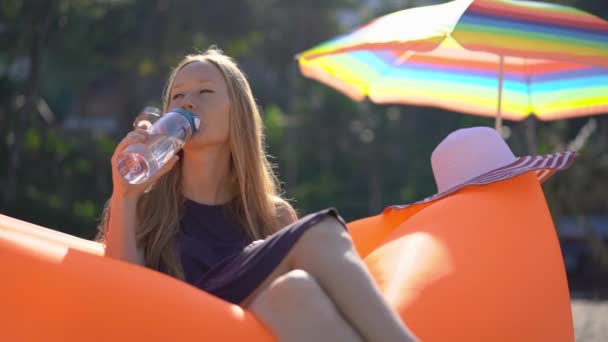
[240,215,345,307]
[246,270,362,342]
[239,255,291,307]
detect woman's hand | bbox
[110,129,180,201]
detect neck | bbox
[181,144,234,205]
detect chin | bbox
[183,137,229,151]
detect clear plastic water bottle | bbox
[116,107,200,184]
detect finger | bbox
[132,128,149,137]
[159,155,180,174]
[124,129,149,142]
[111,135,148,166]
[115,131,148,152]
[112,139,141,162]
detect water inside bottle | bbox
[117,151,150,184]
[117,134,184,184]
[146,134,184,168]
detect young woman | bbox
[99,47,417,342]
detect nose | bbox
[180,93,197,111]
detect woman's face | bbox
[168,60,231,149]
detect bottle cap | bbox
[172,108,201,132]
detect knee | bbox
[252,270,339,318]
[299,216,353,252]
[249,270,351,339]
[259,270,322,310]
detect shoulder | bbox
[272,196,298,228]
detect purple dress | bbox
[173,198,345,305]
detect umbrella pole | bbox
[495,55,504,134]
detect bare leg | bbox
[248,270,362,342]
[244,216,418,342]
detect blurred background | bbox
[1,0,606,339]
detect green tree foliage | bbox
[0,0,606,246]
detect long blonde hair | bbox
[98,47,283,279]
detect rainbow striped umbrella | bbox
[297,0,608,130]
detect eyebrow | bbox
[171,80,213,92]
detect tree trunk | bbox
[5,0,54,205]
[284,64,299,187]
[525,115,537,155]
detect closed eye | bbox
[171,89,213,100]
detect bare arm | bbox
[103,128,179,266]
[275,198,298,229]
[104,195,145,265]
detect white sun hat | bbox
[388,126,576,211]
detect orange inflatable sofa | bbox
[0,172,573,341]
